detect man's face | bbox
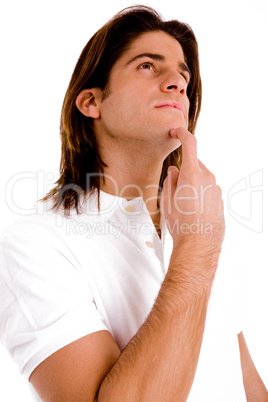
[95,30,190,153]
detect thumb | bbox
[161,165,179,209]
[161,166,179,222]
[167,165,179,177]
[165,166,179,190]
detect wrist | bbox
[169,234,222,285]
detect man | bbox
[0,5,267,401]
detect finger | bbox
[162,166,179,196]
[220,198,224,214]
[164,165,179,187]
[161,166,179,216]
[197,159,208,170]
[167,165,179,177]
[170,127,198,169]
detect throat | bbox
[151,211,161,239]
[156,226,161,239]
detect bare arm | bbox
[238,331,268,401]
[30,127,225,401]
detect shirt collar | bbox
[74,189,173,260]
[80,190,150,219]
[77,190,166,235]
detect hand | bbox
[161,127,225,253]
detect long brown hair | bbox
[43,5,202,214]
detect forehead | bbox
[120,30,186,64]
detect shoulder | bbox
[0,198,98,248]
[0,197,110,285]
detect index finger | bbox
[170,127,198,169]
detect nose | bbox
[160,70,187,97]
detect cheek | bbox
[104,88,144,119]
[184,99,190,124]
[100,93,145,136]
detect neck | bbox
[98,141,164,229]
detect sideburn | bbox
[101,83,111,102]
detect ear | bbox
[75,88,102,118]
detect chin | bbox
[169,139,182,153]
[151,132,181,158]
[163,117,188,132]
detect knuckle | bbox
[206,171,216,184]
[216,185,222,197]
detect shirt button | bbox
[126,205,134,213]
[145,241,153,248]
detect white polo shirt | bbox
[0,190,246,401]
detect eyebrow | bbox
[126,52,191,79]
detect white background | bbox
[0,0,267,399]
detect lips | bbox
[155,100,184,112]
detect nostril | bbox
[167,85,178,90]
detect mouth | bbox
[155,100,184,112]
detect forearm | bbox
[97,241,217,401]
[238,332,268,401]
[98,128,224,401]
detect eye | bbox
[138,62,155,71]
[181,72,190,85]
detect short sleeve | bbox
[0,232,108,380]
